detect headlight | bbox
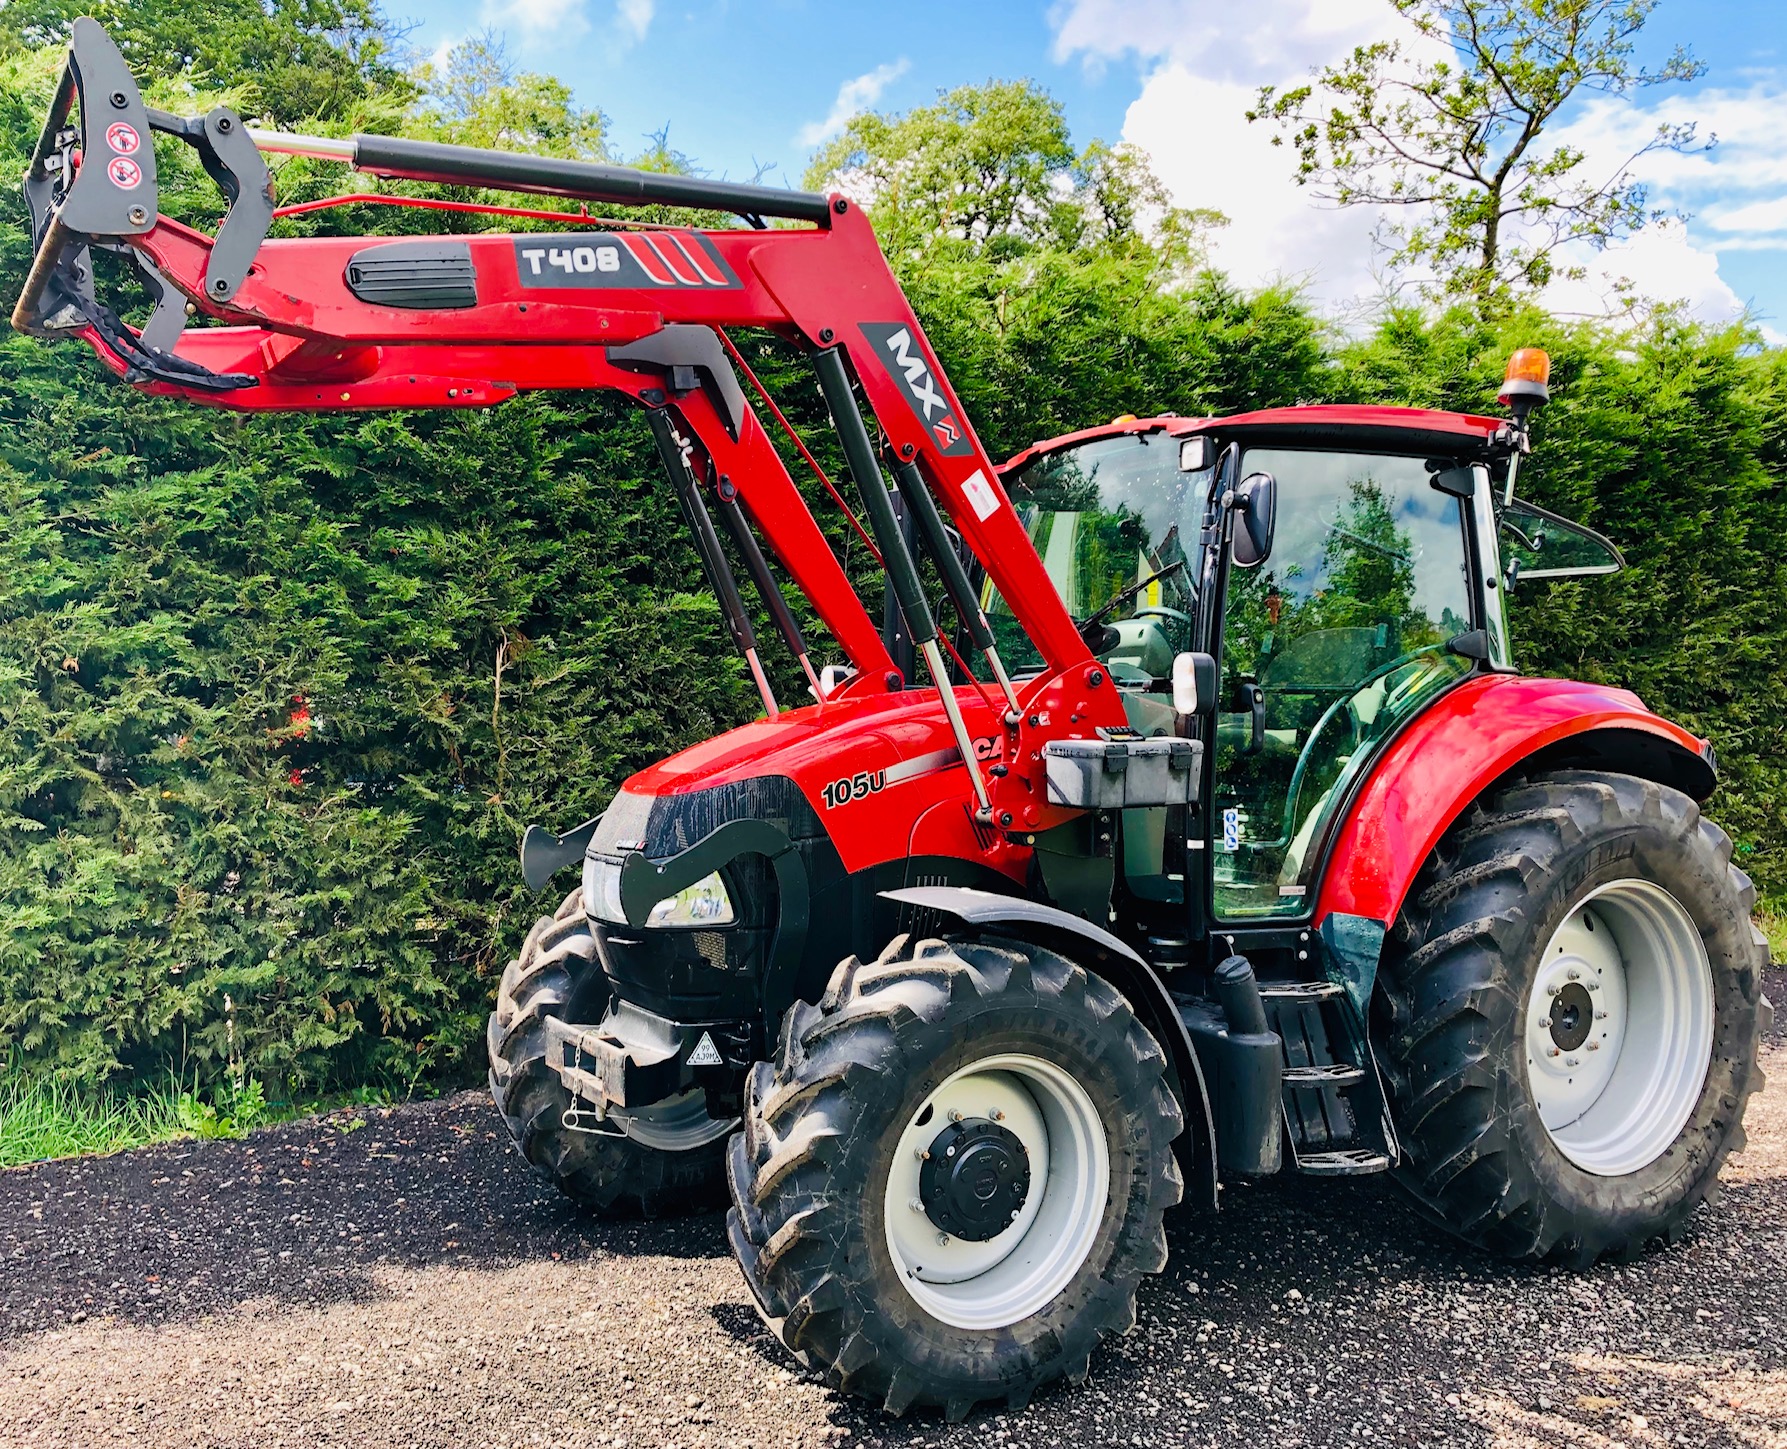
[645,871,735,927]
[583,855,626,923]
[581,857,735,928]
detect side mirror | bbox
[1171,651,1219,717]
[1231,471,1276,568]
[1179,436,1215,472]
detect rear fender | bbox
[1312,674,1714,1006]
[881,886,1220,1211]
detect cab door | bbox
[1208,448,1478,921]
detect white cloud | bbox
[480,0,651,47]
[482,0,591,40]
[1054,0,1445,313]
[1053,0,1785,327]
[796,60,911,149]
[1123,64,1387,308]
[1049,0,1402,84]
[1533,82,1787,319]
[1543,221,1745,321]
[617,0,654,44]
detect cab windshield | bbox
[986,432,1213,684]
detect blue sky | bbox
[394,0,1787,333]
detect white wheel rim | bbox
[882,1053,1109,1331]
[1526,878,1714,1177]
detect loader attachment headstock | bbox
[13,17,273,391]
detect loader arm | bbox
[14,18,1124,832]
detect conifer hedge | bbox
[0,9,1779,1093]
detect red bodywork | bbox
[1314,674,1711,927]
[998,404,1508,473]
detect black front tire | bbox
[1377,770,1770,1264]
[487,887,728,1217]
[727,934,1183,1420]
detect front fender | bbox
[881,885,1221,1212]
[1315,673,1713,934]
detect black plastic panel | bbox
[344,240,477,309]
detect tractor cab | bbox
[994,385,1626,928]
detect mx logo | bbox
[859,322,974,457]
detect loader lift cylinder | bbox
[892,460,1023,723]
[645,409,779,717]
[712,478,824,701]
[811,347,993,817]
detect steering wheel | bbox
[1275,643,1452,845]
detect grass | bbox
[0,1074,191,1169]
[0,1066,433,1169]
[1760,907,1787,969]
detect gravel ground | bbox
[3,968,1784,1449]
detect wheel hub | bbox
[919,1118,1031,1241]
[1547,981,1595,1052]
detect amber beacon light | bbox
[1499,348,1552,408]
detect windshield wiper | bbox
[1072,557,1186,653]
[1078,559,1188,631]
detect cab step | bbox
[1261,979,1398,1177]
[1259,981,1344,1002]
[1283,1062,1364,1087]
[1297,1148,1392,1176]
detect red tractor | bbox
[20,21,1771,1420]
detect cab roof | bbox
[998,404,1510,476]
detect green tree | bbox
[410,32,608,159]
[0,0,408,125]
[804,82,1320,451]
[1250,0,1705,307]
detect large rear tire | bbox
[1377,770,1770,1264]
[487,887,728,1217]
[727,934,1183,1419]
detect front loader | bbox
[17,20,1771,1420]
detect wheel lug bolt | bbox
[1567,969,1580,981]
[1566,1056,1580,1068]
[1595,1011,1608,1020]
[1540,1018,1552,1029]
[990,1109,1005,1121]
[937,1232,950,1246]
[909,1197,925,1213]
[1548,1047,1561,1058]
[1586,1042,1599,1052]
[948,1109,963,1122]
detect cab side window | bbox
[1213,449,1475,919]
